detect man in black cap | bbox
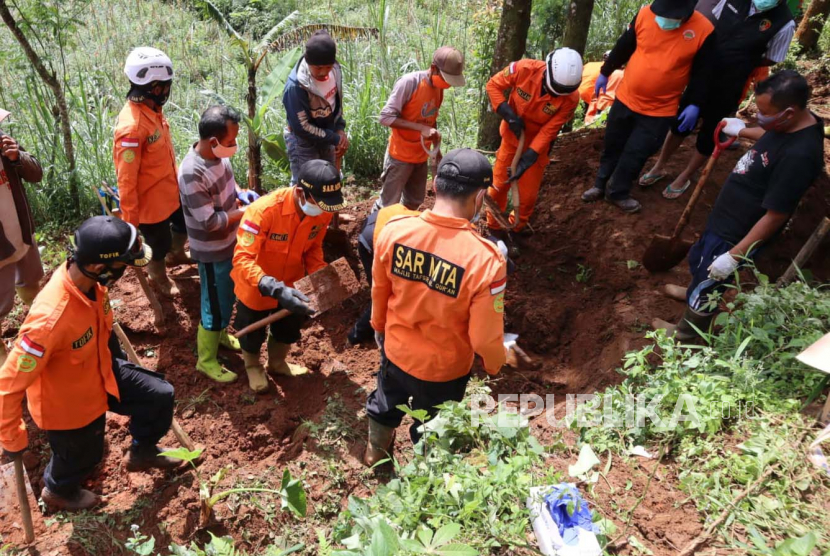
[0,216,181,511]
[363,148,508,466]
[282,30,348,185]
[582,0,717,213]
[231,159,346,392]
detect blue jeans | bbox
[686,229,754,314]
[198,259,235,331]
[284,130,336,185]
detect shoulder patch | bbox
[72,327,94,350]
[240,231,256,247]
[240,220,261,235]
[122,150,136,163]
[489,276,507,296]
[19,335,45,358]
[17,354,38,373]
[121,137,139,148]
[392,243,465,298]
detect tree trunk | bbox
[246,66,263,194]
[795,0,830,52]
[563,0,595,56]
[0,0,81,218]
[477,0,533,151]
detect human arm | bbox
[683,31,718,108]
[231,206,270,290]
[730,209,790,257]
[601,13,639,76]
[530,94,579,155]
[469,265,508,375]
[761,20,795,65]
[721,117,766,142]
[0,135,42,183]
[113,124,145,227]
[486,62,519,112]
[378,73,439,139]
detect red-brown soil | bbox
[2,84,828,555]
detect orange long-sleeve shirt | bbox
[0,263,118,452]
[371,210,507,382]
[113,101,181,227]
[230,188,332,311]
[486,59,580,157]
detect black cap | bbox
[73,216,152,267]
[305,30,337,66]
[436,148,493,190]
[651,0,696,19]
[298,159,347,212]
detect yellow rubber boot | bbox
[166,232,192,266]
[196,325,238,383]
[266,340,309,377]
[147,260,179,297]
[15,284,40,306]
[218,329,241,351]
[242,350,269,393]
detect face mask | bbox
[211,139,237,158]
[655,16,682,30]
[299,191,324,217]
[431,73,452,89]
[752,0,779,11]
[756,108,792,131]
[127,81,172,106]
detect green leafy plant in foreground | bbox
[160,448,306,528]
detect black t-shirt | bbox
[707,115,825,245]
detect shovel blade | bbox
[294,257,361,314]
[643,235,694,273]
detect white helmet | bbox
[124,47,174,85]
[544,47,583,96]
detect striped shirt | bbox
[178,146,239,262]
[711,0,795,62]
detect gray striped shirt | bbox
[178,146,239,262]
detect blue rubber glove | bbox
[594,74,609,98]
[237,189,260,205]
[677,105,700,133]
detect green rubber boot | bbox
[196,325,238,383]
[218,329,241,351]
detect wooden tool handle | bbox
[13,457,34,543]
[777,217,830,286]
[233,308,291,339]
[668,122,731,242]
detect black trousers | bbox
[43,338,174,497]
[594,100,674,200]
[139,205,186,261]
[233,300,305,354]
[672,87,743,157]
[366,357,471,443]
[352,241,374,339]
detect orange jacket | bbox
[373,204,420,246]
[616,7,714,117]
[381,71,444,164]
[371,210,507,382]
[113,101,181,227]
[231,188,332,311]
[0,263,118,452]
[486,59,580,157]
[585,70,624,125]
[578,62,603,105]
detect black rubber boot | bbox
[126,445,185,472]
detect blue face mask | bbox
[655,16,682,30]
[752,0,779,11]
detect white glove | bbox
[503,333,518,352]
[707,252,739,280]
[374,331,385,351]
[496,240,508,259]
[721,118,746,138]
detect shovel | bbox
[234,257,361,338]
[642,121,736,273]
[483,131,525,231]
[0,456,35,544]
[421,135,442,190]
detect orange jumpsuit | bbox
[113,101,180,227]
[231,188,331,312]
[371,210,507,381]
[0,263,118,452]
[485,59,579,231]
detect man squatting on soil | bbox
[1,0,826,512]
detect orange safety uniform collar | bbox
[0,262,118,452]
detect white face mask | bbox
[299,191,324,217]
[211,139,238,159]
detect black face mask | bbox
[127,80,172,106]
[78,262,127,287]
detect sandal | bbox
[662,179,691,200]
[638,172,667,187]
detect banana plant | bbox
[197,0,378,192]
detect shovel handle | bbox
[233,309,291,339]
[13,457,35,543]
[420,135,441,157]
[669,121,731,241]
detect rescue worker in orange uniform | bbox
[579,55,625,126]
[374,46,466,212]
[364,148,509,465]
[0,216,180,511]
[486,48,583,251]
[581,0,717,213]
[231,160,346,393]
[113,47,188,297]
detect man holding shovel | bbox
[373,46,466,212]
[485,48,583,252]
[641,0,794,200]
[654,70,824,339]
[0,216,181,511]
[231,160,346,393]
[364,149,508,466]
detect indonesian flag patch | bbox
[489,277,507,296]
[121,137,140,148]
[20,335,45,358]
[240,220,261,235]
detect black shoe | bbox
[126,445,185,472]
[605,196,641,213]
[581,187,604,202]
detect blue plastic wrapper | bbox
[543,484,598,546]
